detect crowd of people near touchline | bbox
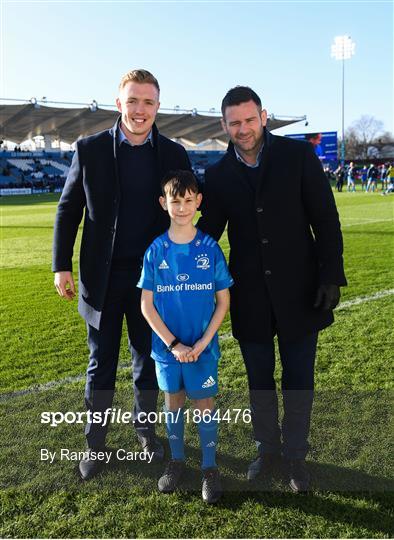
[326,162,394,194]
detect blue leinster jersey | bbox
[137,228,233,364]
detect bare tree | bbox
[341,129,362,160]
[340,116,387,159]
[353,116,384,143]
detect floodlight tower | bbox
[331,35,355,164]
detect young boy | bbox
[137,170,233,503]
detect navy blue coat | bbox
[198,130,347,342]
[52,118,190,329]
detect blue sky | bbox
[1,0,393,137]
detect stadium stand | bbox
[188,150,225,181]
[0,101,307,194]
[0,150,225,190]
[0,151,71,190]
[7,158,34,172]
[45,159,70,176]
[0,101,306,194]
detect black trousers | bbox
[84,267,158,448]
[239,332,318,459]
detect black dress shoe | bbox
[137,433,165,461]
[78,447,106,481]
[288,459,310,492]
[247,452,282,481]
[202,467,222,504]
[158,459,186,493]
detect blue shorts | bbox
[155,358,219,399]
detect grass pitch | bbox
[0,191,393,538]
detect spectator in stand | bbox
[346,162,356,192]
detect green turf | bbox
[0,192,393,538]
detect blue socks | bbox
[164,406,185,461]
[165,406,219,469]
[197,409,218,470]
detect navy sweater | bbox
[112,141,159,269]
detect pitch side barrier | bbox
[0,150,71,159]
[0,187,63,196]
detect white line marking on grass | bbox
[0,365,129,401]
[1,289,393,401]
[335,289,394,310]
[218,289,394,339]
[344,217,391,220]
[342,218,393,227]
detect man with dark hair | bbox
[221,86,262,115]
[198,85,346,492]
[53,69,190,480]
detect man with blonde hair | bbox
[53,69,190,480]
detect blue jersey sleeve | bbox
[213,244,234,291]
[137,247,155,291]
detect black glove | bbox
[314,284,340,311]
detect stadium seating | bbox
[0,175,14,185]
[188,151,225,181]
[45,159,69,176]
[0,152,72,189]
[7,158,34,172]
[0,149,225,189]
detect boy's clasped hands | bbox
[171,338,208,363]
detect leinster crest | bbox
[195,254,210,270]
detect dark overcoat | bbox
[52,118,190,329]
[198,130,347,342]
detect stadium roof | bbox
[0,101,306,145]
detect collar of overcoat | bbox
[225,126,275,203]
[109,115,163,180]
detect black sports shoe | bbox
[158,459,185,493]
[202,467,222,504]
[288,459,310,493]
[137,433,165,462]
[247,452,282,481]
[78,447,106,481]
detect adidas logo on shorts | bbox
[169,434,179,440]
[202,375,216,388]
[206,441,216,448]
[159,259,169,270]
